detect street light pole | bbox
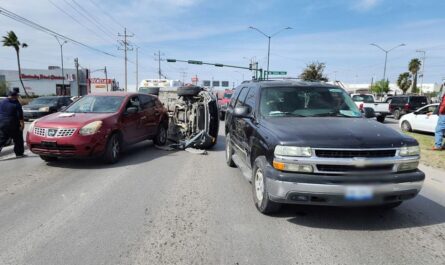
[249,26,292,80]
[55,37,67,91]
[370,43,406,81]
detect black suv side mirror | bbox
[363,107,375,118]
[233,106,251,118]
[126,106,138,114]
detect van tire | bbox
[177,86,202,97]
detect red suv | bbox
[218,89,234,120]
[27,92,168,163]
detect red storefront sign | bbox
[89,78,112,84]
[20,74,64,80]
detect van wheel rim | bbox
[255,169,264,202]
[112,137,120,158]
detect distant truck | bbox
[351,93,390,123]
[217,89,234,120]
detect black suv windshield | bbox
[64,95,125,113]
[260,86,362,118]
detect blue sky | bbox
[1,0,445,89]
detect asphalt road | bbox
[0,122,445,265]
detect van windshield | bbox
[64,95,125,113]
[260,87,362,118]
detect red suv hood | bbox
[35,112,115,128]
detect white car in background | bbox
[399,103,439,133]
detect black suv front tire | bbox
[252,156,281,214]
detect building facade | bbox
[0,67,89,96]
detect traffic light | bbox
[166,59,176,63]
[215,64,224,67]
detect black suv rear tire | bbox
[252,156,281,214]
[225,133,236,167]
[393,109,401,120]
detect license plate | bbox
[345,186,374,201]
[41,141,57,148]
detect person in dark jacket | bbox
[433,92,445,150]
[0,91,25,157]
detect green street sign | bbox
[166,59,176,63]
[266,71,287,75]
[188,60,203,65]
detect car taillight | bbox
[404,103,410,111]
[359,103,364,111]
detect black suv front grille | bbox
[315,149,396,158]
[317,164,394,172]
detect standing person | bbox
[0,90,25,157]
[433,92,445,150]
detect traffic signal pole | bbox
[166,59,264,80]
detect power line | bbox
[62,0,116,43]
[0,6,120,58]
[71,0,117,37]
[87,0,126,30]
[47,0,115,45]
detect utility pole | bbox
[104,66,108,92]
[416,50,426,94]
[179,71,187,84]
[118,27,134,91]
[74,58,80,96]
[154,50,165,80]
[370,43,405,81]
[136,47,139,91]
[55,37,67,92]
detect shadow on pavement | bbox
[273,195,445,230]
[43,140,180,169]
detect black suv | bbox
[389,95,428,120]
[23,96,73,120]
[225,80,424,214]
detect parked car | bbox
[399,103,439,133]
[218,89,234,120]
[26,92,168,163]
[389,95,428,120]
[351,93,390,123]
[225,80,424,214]
[23,96,73,120]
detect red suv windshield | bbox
[65,95,125,113]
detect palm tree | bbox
[408,58,421,94]
[2,31,29,97]
[397,72,412,95]
[299,62,328,82]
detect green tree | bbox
[397,72,412,95]
[2,31,29,97]
[0,80,8,96]
[408,58,421,94]
[370,79,390,96]
[299,62,328,82]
